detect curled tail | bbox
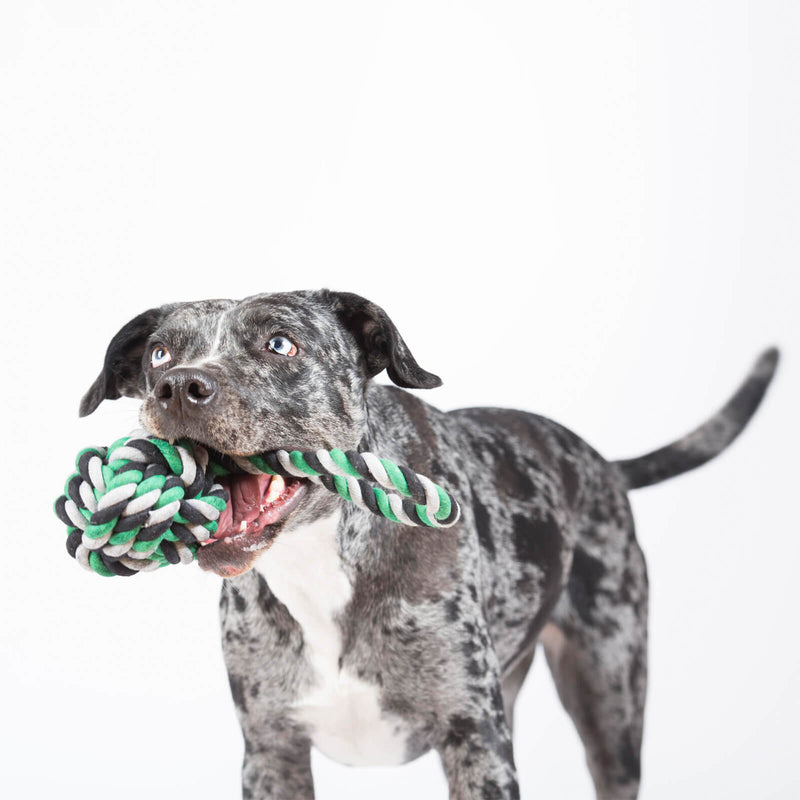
[615,348,780,490]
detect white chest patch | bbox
[255,512,411,767]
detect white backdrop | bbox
[1,2,797,798]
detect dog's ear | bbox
[79,304,180,417]
[325,291,442,389]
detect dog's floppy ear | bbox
[79,304,181,417]
[325,291,442,389]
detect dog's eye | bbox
[150,345,172,368]
[267,336,298,357]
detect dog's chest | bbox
[255,512,411,767]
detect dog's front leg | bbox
[221,575,315,800]
[241,722,314,800]
[436,680,520,800]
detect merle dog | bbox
[79,290,778,800]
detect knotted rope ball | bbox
[54,432,461,577]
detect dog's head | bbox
[80,290,440,577]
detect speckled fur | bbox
[80,290,778,800]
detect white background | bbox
[1,2,797,798]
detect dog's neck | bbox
[252,382,456,621]
[360,382,439,458]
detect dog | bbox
[79,290,778,800]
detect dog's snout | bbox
[155,368,218,416]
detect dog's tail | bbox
[614,348,780,490]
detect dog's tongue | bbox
[215,474,272,538]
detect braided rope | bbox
[54,433,461,577]
[231,448,460,529]
[54,435,228,577]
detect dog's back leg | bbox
[540,527,648,800]
[501,645,536,734]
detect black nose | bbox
[155,368,218,417]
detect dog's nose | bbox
[155,368,218,416]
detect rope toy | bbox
[54,432,461,577]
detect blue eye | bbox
[267,336,298,357]
[150,345,172,368]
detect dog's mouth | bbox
[207,472,306,545]
[196,465,308,577]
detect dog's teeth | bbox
[264,475,285,505]
[239,520,248,533]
